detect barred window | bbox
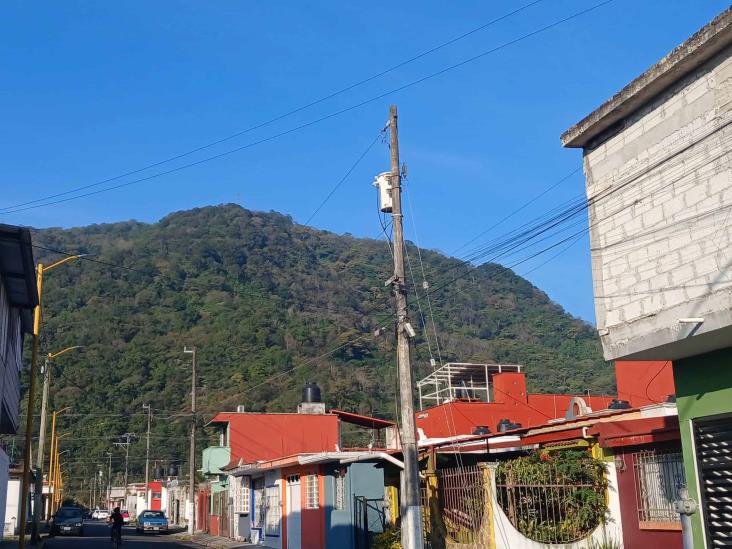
[265,485,280,535]
[253,479,265,528]
[334,471,345,511]
[306,474,319,509]
[234,476,250,514]
[633,450,685,525]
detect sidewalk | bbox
[174,532,259,548]
[0,536,45,548]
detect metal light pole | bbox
[19,254,84,549]
[183,346,196,535]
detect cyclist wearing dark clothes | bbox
[110,507,124,542]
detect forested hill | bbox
[27,204,611,486]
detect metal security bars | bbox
[495,453,606,544]
[437,466,485,543]
[633,450,685,525]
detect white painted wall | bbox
[582,43,732,360]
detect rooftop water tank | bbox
[154,466,165,480]
[472,425,490,435]
[302,382,322,403]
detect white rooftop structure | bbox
[416,362,522,409]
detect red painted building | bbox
[148,481,163,511]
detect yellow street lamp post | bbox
[34,349,79,537]
[47,408,70,516]
[19,255,83,548]
[50,436,69,516]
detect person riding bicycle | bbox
[110,507,124,543]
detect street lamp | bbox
[48,411,70,518]
[34,348,81,539]
[21,253,85,548]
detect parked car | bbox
[136,510,168,534]
[92,508,109,520]
[50,506,85,537]
[122,510,130,524]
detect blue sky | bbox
[1,0,728,323]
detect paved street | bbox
[45,521,194,548]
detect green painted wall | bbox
[674,347,732,549]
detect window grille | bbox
[265,485,280,535]
[633,450,685,525]
[234,476,250,514]
[334,472,345,511]
[253,479,265,528]
[306,473,319,509]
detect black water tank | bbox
[154,466,165,480]
[497,419,511,433]
[472,425,490,435]
[608,399,631,410]
[302,382,322,403]
[497,419,521,433]
[168,464,179,478]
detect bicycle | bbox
[111,524,122,548]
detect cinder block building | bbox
[562,8,732,547]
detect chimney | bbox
[297,382,326,414]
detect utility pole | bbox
[106,453,112,509]
[143,404,152,503]
[386,105,424,549]
[31,357,50,544]
[183,346,196,535]
[113,434,133,504]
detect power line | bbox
[1,1,546,215]
[1,0,615,215]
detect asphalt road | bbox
[45,520,193,548]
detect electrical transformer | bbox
[373,172,393,213]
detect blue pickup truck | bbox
[136,510,169,534]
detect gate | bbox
[354,496,386,549]
[694,414,732,546]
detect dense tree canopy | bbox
[19,204,612,499]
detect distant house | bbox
[200,386,399,548]
[414,362,616,441]
[418,361,682,549]
[0,225,38,539]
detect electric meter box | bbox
[374,172,393,213]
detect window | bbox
[252,479,265,528]
[151,492,162,499]
[334,470,345,511]
[234,476,250,514]
[265,485,280,536]
[306,473,319,509]
[633,450,685,526]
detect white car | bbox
[92,509,109,520]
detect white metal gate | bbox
[286,475,301,549]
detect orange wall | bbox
[214,413,340,463]
[616,361,675,407]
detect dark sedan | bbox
[50,506,85,536]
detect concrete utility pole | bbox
[113,434,133,500]
[143,404,152,502]
[106,452,112,508]
[386,105,424,549]
[183,346,197,535]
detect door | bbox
[286,475,301,549]
[694,414,732,547]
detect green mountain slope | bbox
[24,204,611,490]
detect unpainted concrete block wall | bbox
[584,44,732,360]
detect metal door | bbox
[287,475,301,549]
[694,414,732,547]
